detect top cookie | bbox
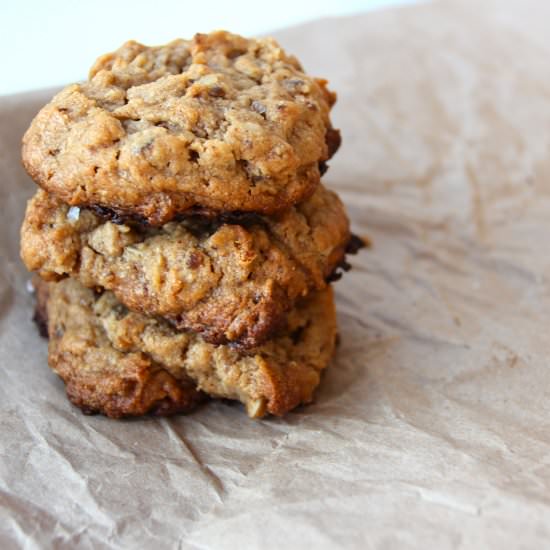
[22,31,340,225]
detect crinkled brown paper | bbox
[2,1,550,547]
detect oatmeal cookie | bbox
[36,278,337,418]
[22,185,352,347]
[22,31,340,225]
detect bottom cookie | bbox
[35,278,337,419]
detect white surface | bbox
[1,0,415,96]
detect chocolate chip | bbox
[186,252,203,269]
[290,324,307,345]
[208,86,225,97]
[112,303,128,319]
[227,48,246,59]
[89,204,148,227]
[326,260,352,283]
[346,234,367,254]
[32,310,49,339]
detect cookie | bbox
[36,278,337,418]
[22,31,340,226]
[33,277,205,418]
[22,184,353,348]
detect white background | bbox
[2,0,413,96]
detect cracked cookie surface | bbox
[37,278,337,418]
[22,31,339,225]
[22,184,350,347]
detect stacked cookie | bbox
[20,32,361,419]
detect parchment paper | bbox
[2,1,550,547]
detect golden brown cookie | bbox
[22,31,340,225]
[36,278,337,418]
[22,184,352,348]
